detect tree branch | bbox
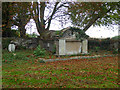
[83,4,116,32]
[46,2,59,30]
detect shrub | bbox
[2,29,19,37]
[94,46,100,52]
[52,44,56,54]
[112,49,118,54]
[33,45,46,57]
[2,38,11,49]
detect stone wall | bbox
[42,40,55,52]
[2,37,55,52]
[88,38,119,51]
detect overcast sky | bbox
[25,19,119,38]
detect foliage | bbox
[69,27,89,40]
[94,46,100,52]
[2,2,14,34]
[112,49,118,54]
[2,38,11,49]
[26,33,38,38]
[60,27,89,40]
[2,29,19,37]
[111,35,120,40]
[11,2,31,37]
[76,32,88,40]
[68,2,120,31]
[33,45,46,57]
[55,31,61,35]
[2,2,31,37]
[52,44,56,54]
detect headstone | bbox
[8,44,15,52]
[82,39,88,54]
[59,39,66,55]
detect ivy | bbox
[69,27,89,40]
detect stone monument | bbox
[8,43,15,52]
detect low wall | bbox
[88,38,119,50]
[2,37,55,52]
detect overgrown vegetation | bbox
[33,45,46,57]
[2,38,11,49]
[26,33,38,38]
[2,29,19,37]
[69,27,89,40]
[59,27,89,40]
[55,31,61,35]
[111,35,120,40]
[88,38,119,53]
[112,49,118,54]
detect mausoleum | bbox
[55,27,89,55]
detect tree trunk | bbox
[31,2,60,40]
[18,25,26,38]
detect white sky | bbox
[25,19,119,38]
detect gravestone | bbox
[8,44,15,52]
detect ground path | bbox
[39,54,118,62]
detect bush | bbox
[2,29,19,37]
[112,49,118,54]
[2,38,11,49]
[95,46,100,52]
[52,44,56,54]
[33,45,46,57]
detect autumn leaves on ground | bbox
[2,50,119,88]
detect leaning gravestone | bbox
[8,44,15,52]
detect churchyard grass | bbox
[2,50,119,88]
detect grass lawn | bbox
[2,50,119,88]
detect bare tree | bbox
[29,1,69,39]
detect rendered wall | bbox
[59,39,66,55]
[82,39,88,54]
[65,41,82,55]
